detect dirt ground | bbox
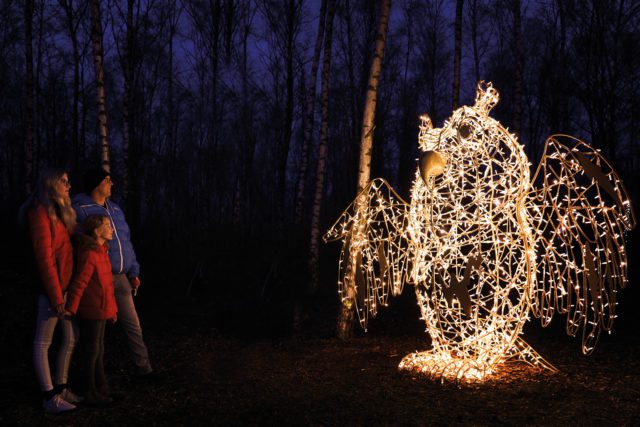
[2,284,640,427]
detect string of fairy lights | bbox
[324,82,636,382]
[529,135,636,354]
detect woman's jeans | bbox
[77,319,107,396]
[33,294,78,392]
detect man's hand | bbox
[129,276,141,296]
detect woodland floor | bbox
[2,281,640,427]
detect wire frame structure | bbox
[324,82,636,382]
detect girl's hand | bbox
[109,315,117,324]
[54,303,66,317]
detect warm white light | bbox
[324,82,636,382]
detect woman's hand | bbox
[109,315,117,324]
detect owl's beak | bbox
[419,150,446,184]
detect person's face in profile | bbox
[97,176,113,199]
[96,218,113,242]
[54,173,71,199]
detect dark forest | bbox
[2,0,640,425]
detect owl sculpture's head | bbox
[415,81,530,209]
[418,81,507,185]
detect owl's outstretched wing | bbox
[530,135,636,354]
[323,178,411,329]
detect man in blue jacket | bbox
[73,167,154,378]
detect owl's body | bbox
[406,101,536,377]
[324,82,635,381]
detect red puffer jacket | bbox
[28,204,74,307]
[66,245,117,320]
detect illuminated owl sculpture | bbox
[324,82,636,382]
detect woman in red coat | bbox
[19,168,80,414]
[66,214,117,406]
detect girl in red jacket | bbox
[19,168,80,414]
[66,214,117,406]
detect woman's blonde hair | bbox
[19,168,77,232]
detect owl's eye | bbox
[458,123,471,139]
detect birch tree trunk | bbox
[24,0,35,195]
[90,0,110,171]
[355,0,391,193]
[309,0,335,294]
[452,0,464,109]
[337,0,392,340]
[294,0,327,225]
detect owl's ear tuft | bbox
[474,81,500,115]
[418,114,434,149]
[419,114,433,132]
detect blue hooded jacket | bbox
[72,193,141,277]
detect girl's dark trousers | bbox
[77,319,107,396]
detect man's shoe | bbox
[59,388,83,404]
[43,395,76,414]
